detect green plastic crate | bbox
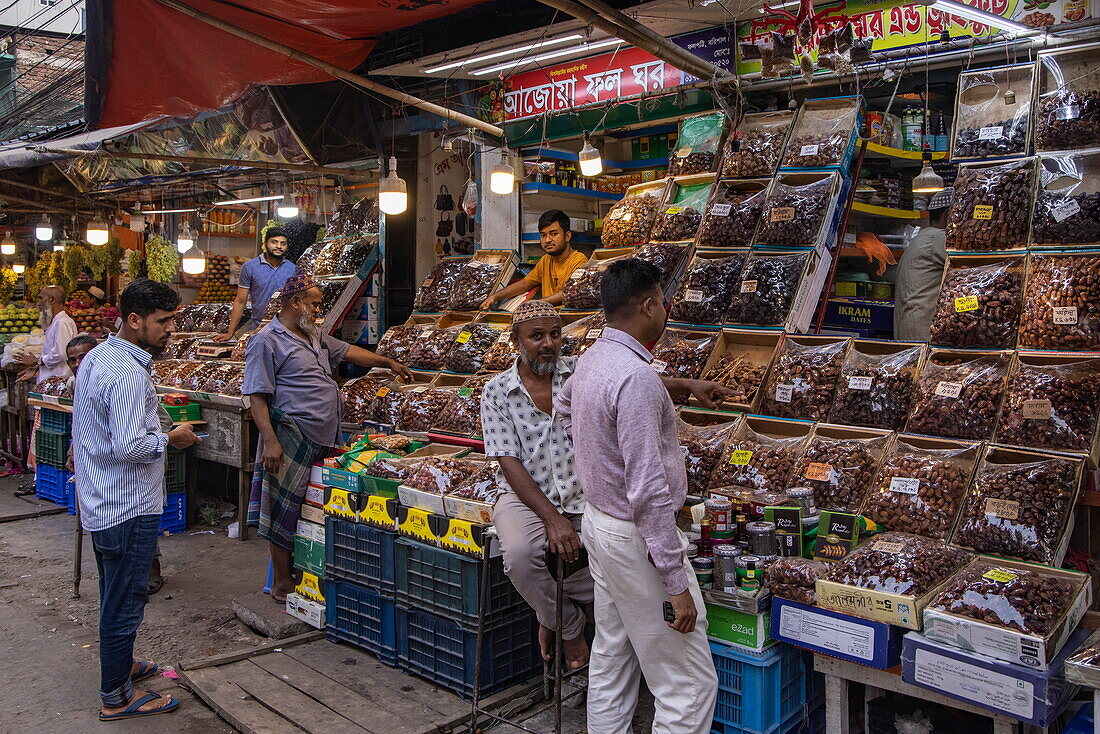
[34,429,70,468]
[165,448,186,491]
[162,402,201,422]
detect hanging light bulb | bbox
[180,244,207,275]
[86,216,110,246]
[176,222,196,253]
[578,133,603,177]
[0,232,15,256]
[53,242,65,252]
[378,156,408,215]
[490,151,516,195]
[11,262,24,274]
[912,150,945,194]
[35,215,53,241]
[276,196,299,218]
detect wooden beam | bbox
[0,190,84,214]
[178,630,323,671]
[0,178,80,200]
[39,147,373,179]
[149,0,504,139]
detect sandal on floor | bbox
[98,692,179,721]
[147,575,164,595]
[131,662,159,684]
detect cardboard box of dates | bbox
[561,247,636,310]
[1032,150,1100,248]
[779,96,862,172]
[755,170,846,254]
[601,180,670,247]
[1036,45,1100,154]
[725,249,833,333]
[693,328,782,413]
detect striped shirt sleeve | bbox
[105,369,167,463]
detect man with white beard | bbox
[15,285,78,382]
[242,273,413,601]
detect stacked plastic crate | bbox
[35,407,73,510]
[323,517,398,663]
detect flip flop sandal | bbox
[98,692,179,721]
[131,662,159,684]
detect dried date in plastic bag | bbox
[1032,150,1100,246]
[792,433,886,513]
[952,453,1081,564]
[781,98,860,168]
[294,242,325,274]
[481,330,520,371]
[695,184,767,248]
[448,461,504,503]
[945,159,1034,251]
[634,242,688,285]
[669,254,745,325]
[317,279,346,319]
[407,325,466,370]
[668,112,726,176]
[727,252,809,327]
[562,253,633,309]
[759,338,850,421]
[823,532,972,596]
[181,362,221,391]
[335,237,374,275]
[364,455,425,481]
[560,312,606,357]
[755,175,833,247]
[201,362,244,395]
[369,382,409,425]
[703,350,769,406]
[828,344,923,431]
[1065,632,1100,688]
[1036,65,1100,151]
[930,561,1076,635]
[448,260,505,311]
[953,65,1033,159]
[650,330,718,380]
[154,359,204,388]
[398,386,458,433]
[340,376,390,423]
[929,259,1023,349]
[445,323,503,373]
[677,417,738,496]
[906,351,1010,441]
[405,455,481,494]
[995,357,1100,452]
[311,238,349,276]
[376,324,432,363]
[708,422,810,493]
[414,259,466,312]
[651,183,711,242]
[602,192,661,247]
[721,111,793,178]
[435,374,493,436]
[861,439,975,540]
[1019,253,1100,350]
[767,558,829,604]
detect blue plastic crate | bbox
[325,517,396,592]
[396,604,540,698]
[66,480,76,515]
[39,408,71,434]
[160,492,186,534]
[395,538,527,627]
[710,641,815,734]
[324,579,397,665]
[35,463,72,506]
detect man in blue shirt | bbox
[73,279,202,722]
[213,228,296,341]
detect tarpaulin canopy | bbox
[86,0,492,129]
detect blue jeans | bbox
[91,514,160,708]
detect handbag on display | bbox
[436,213,453,237]
[435,185,454,211]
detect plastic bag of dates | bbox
[1036,48,1100,152]
[702,348,770,407]
[435,374,493,436]
[633,242,689,286]
[1019,253,1100,350]
[781,98,860,168]
[602,191,662,246]
[562,253,633,309]
[448,259,505,311]
[906,351,1011,441]
[822,532,973,597]
[929,258,1023,348]
[952,452,1082,563]
[481,330,520,371]
[708,421,810,493]
[952,64,1033,160]
[407,325,466,370]
[445,323,503,373]
[650,329,718,380]
[792,433,888,513]
[695,182,768,248]
[759,337,850,421]
[721,110,794,178]
[668,112,726,176]
[398,386,459,433]
[755,174,834,247]
[1066,631,1100,688]
[945,159,1035,251]
[861,439,976,540]
[340,376,390,424]
[310,238,351,276]
[448,462,504,503]
[369,381,410,425]
[181,362,221,391]
[200,362,244,395]
[996,356,1100,452]
[364,455,425,481]
[376,324,433,363]
[767,557,829,605]
[929,560,1078,635]
[676,417,739,496]
[727,252,810,327]
[668,254,746,325]
[172,305,199,332]
[335,237,374,276]
[294,242,325,274]
[414,259,466,312]
[560,312,606,357]
[650,183,711,242]
[405,455,481,494]
[828,344,923,431]
[153,360,204,388]
[1032,151,1100,246]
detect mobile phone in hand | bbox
[663,601,676,623]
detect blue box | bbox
[770,597,905,670]
[823,298,894,333]
[159,492,186,534]
[34,463,72,507]
[324,579,397,666]
[901,628,1088,727]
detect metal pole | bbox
[73,495,82,599]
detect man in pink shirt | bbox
[556,259,717,734]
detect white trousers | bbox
[583,503,718,734]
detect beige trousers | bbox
[583,503,718,734]
[492,491,593,639]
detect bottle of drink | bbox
[934,113,949,152]
[698,519,713,558]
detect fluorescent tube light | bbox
[423,34,584,74]
[143,208,199,214]
[921,0,1031,32]
[472,38,624,76]
[211,194,284,206]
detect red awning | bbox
[90,0,491,129]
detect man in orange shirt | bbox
[481,210,587,309]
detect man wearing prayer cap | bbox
[243,273,414,601]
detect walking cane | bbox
[72,480,82,599]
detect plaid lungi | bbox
[246,407,328,550]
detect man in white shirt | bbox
[15,285,78,382]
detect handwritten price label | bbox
[665,206,683,215]
[586,328,603,339]
[683,289,704,303]
[889,477,921,495]
[770,207,796,222]
[1022,399,1052,419]
[983,569,1019,583]
[774,384,794,403]
[651,359,668,374]
[978,125,1004,140]
[455,331,472,344]
[954,295,980,312]
[740,280,758,294]
[799,144,820,156]
[729,450,754,466]
[804,462,833,481]
[973,205,993,220]
[984,498,1020,520]
[934,381,964,399]
[1052,199,1081,223]
[847,375,873,391]
[710,203,733,217]
[375,387,390,398]
[1053,306,1078,325]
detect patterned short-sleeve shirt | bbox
[480,356,584,514]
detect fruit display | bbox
[195,281,235,303]
[67,307,101,333]
[205,254,231,283]
[0,304,39,333]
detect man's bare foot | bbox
[563,633,590,669]
[538,624,554,662]
[100,689,175,718]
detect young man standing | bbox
[214,228,297,341]
[556,259,718,734]
[73,279,203,722]
[481,210,587,309]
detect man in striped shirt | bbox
[73,279,202,722]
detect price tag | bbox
[874,540,906,554]
[586,328,603,339]
[495,332,511,344]
[934,381,964,399]
[1055,104,1081,121]
[844,231,857,245]
[740,280,758,294]
[1053,306,1078,325]
[683,289,704,303]
[978,125,1004,140]
[458,387,474,397]
[608,209,626,221]
[1022,399,1052,419]
[1052,199,1081,222]
[455,331,472,344]
[665,206,683,215]
[676,146,693,158]
[710,203,733,217]
[651,359,668,374]
[375,387,390,398]
[954,295,980,312]
[774,384,794,403]
[422,278,434,287]
[411,385,430,393]
[569,270,585,280]
[729,449,754,466]
[984,497,1019,520]
[890,477,921,495]
[418,329,435,340]
[847,375,873,391]
[799,144,820,156]
[983,569,1019,583]
[804,462,833,481]
[770,207,796,222]
[973,205,994,220]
